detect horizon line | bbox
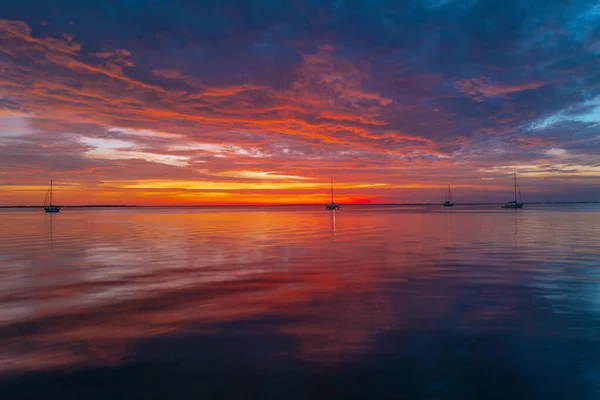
[1,201,599,208]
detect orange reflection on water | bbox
[0,205,599,373]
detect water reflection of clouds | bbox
[0,207,599,376]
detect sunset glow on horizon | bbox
[2,1,600,205]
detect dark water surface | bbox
[1,205,600,399]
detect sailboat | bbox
[325,176,341,210]
[44,180,61,213]
[502,172,524,209]
[443,184,454,207]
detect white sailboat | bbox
[44,180,61,213]
[325,177,340,210]
[502,172,524,209]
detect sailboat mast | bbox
[448,184,452,203]
[513,172,517,203]
[330,176,334,203]
[50,180,53,207]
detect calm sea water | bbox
[0,205,599,399]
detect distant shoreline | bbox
[1,202,598,208]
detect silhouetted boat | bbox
[44,180,61,213]
[502,172,524,209]
[443,184,454,207]
[325,176,340,210]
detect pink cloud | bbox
[456,77,548,97]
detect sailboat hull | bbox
[443,202,454,207]
[45,207,61,213]
[501,202,523,209]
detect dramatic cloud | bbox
[1,0,600,205]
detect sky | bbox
[1,0,600,205]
